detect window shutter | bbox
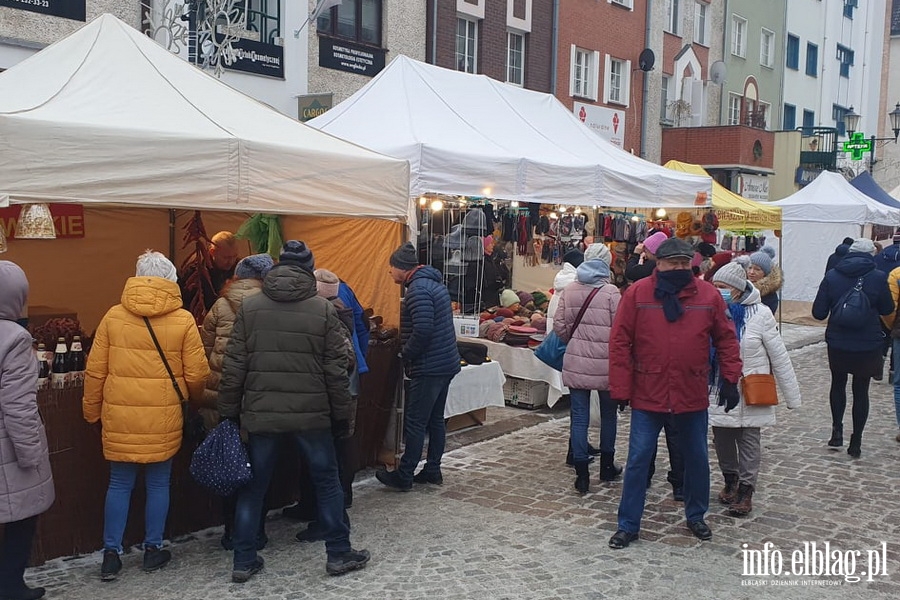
[593,51,602,101]
[569,44,577,96]
[691,79,705,126]
[624,59,632,106]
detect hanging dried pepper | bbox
[179,211,212,325]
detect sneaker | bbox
[412,470,443,485]
[231,557,264,584]
[100,550,122,582]
[326,549,371,576]
[608,530,639,550]
[142,547,171,573]
[375,469,411,491]
[687,520,712,541]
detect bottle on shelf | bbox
[51,337,69,389]
[36,343,50,391]
[68,335,85,386]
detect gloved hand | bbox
[332,419,354,440]
[613,399,629,413]
[718,381,740,413]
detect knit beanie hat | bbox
[643,231,669,256]
[314,268,341,298]
[849,238,876,255]
[562,247,584,267]
[583,243,612,265]
[749,246,775,276]
[697,242,717,258]
[136,250,177,282]
[712,261,748,292]
[389,242,419,270]
[279,240,315,272]
[517,291,534,307]
[500,289,519,308]
[483,236,495,255]
[531,291,549,310]
[235,253,275,280]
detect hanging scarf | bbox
[709,300,753,390]
[654,269,693,322]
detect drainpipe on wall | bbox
[550,0,559,94]
[431,0,438,64]
[639,0,651,159]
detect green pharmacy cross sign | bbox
[842,131,873,160]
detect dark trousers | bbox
[830,371,871,437]
[647,420,684,487]
[0,516,38,593]
[299,436,355,515]
[397,375,453,485]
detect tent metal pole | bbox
[168,209,176,261]
[778,231,782,330]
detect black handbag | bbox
[143,317,206,443]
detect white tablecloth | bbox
[459,337,566,407]
[445,360,507,418]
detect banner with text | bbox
[319,37,386,77]
[0,0,85,21]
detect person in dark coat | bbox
[218,240,369,583]
[875,231,900,275]
[180,231,241,313]
[825,237,855,272]
[624,231,668,283]
[812,238,894,458]
[0,261,55,600]
[747,246,782,314]
[377,243,461,491]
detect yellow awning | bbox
[664,160,781,231]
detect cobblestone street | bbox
[26,326,900,599]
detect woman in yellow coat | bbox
[84,251,209,581]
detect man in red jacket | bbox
[607,238,742,549]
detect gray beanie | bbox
[279,240,315,272]
[849,238,876,255]
[235,253,275,280]
[749,246,775,276]
[390,242,419,270]
[712,261,748,292]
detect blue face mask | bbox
[719,288,732,303]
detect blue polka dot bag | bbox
[189,420,252,496]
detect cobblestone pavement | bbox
[27,325,900,599]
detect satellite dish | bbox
[638,48,655,72]
[710,61,727,85]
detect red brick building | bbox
[555,0,649,153]
[426,0,554,93]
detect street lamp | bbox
[841,104,900,173]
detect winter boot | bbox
[718,473,740,505]
[587,443,602,456]
[598,452,623,482]
[566,441,593,468]
[728,483,754,516]
[847,433,862,458]
[827,424,843,447]
[574,461,590,495]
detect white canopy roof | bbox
[309,55,710,208]
[770,171,897,225]
[0,14,409,220]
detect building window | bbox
[728,93,742,125]
[783,103,796,130]
[665,0,680,35]
[760,29,774,68]
[731,15,747,57]
[802,109,815,135]
[240,0,282,45]
[456,18,478,73]
[609,0,634,8]
[694,1,708,45]
[605,56,629,105]
[837,44,854,78]
[806,43,818,77]
[570,46,598,100]
[833,104,849,136]
[317,0,382,46]
[507,31,524,86]
[786,34,799,70]
[843,0,857,19]
[661,75,671,122]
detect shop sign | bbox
[225,38,284,79]
[298,93,333,122]
[0,203,85,239]
[795,167,823,187]
[738,174,769,201]
[0,0,85,21]
[318,37,386,77]
[573,102,625,149]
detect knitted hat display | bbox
[675,212,694,238]
[483,236,495,255]
[749,246,775,275]
[531,291,549,310]
[849,238,876,255]
[713,261,748,292]
[279,240,315,272]
[563,247,584,267]
[500,289,519,308]
[517,291,534,307]
[235,253,275,280]
[583,243,612,265]
[314,268,341,298]
[697,242,717,258]
[643,232,669,256]
[389,242,419,270]
[495,307,515,318]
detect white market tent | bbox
[0,13,409,219]
[309,55,711,208]
[771,171,899,302]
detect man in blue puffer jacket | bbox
[377,243,461,491]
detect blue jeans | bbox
[233,431,350,569]
[103,459,173,552]
[398,375,453,484]
[569,389,617,462]
[893,339,900,428]
[617,409,709,533]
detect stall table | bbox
[444,360,506,430]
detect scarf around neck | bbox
[654,269,693,322]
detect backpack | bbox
[830,276,870,327]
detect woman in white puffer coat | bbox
[710,261,801,517]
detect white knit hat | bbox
[136,250,177,282]
[849,238,876,255]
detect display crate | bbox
[502,376,549,409]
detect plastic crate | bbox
[503,377,549,409]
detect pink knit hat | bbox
[483,236,494,255]
[643,231,669,256]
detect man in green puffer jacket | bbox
[218,241,369,583]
